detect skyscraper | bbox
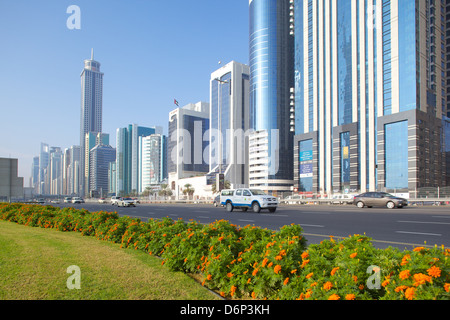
[115,124,162,196]
[80,49,104,196]
[292,0,449,195]
[249,0,295,193]
[139,134,168,192]
[89,144,116,198]
[210,61,251,187]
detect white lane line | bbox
[398,220,450,225]
[396,231,442,237]
[263,214,289,217]
[300,224,325,228]
[239,219,255,223]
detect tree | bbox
[211,180,231,193]
[158,184,173,199]
[183,183,195,200]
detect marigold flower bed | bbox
[0,203,449,300]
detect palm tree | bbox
[211,180,231,193]
[183,183,195,200]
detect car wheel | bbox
[356,201,365,208]
[252,202,261,213]
[226,202,234,212]
[386,201,395,209]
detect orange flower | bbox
[323,281,333,291]
[218,236,224,241]
[306,272,314,279]
[262,258,269,267]
[206,274,212,281]
[331,267,340,276]
[184,258,188,263]
[252,268,259,276]
[291,269,298,274]
[310,282,317,287]
[268,262,273,268]
[275,255,283,261]
[230,285,237,297]
[427,266,441,278]
[444,283,450,293]
[352,275,358,283]
[227,272,234,278]
[301,259,310,268]
[413,247,426,252]
[345,294,356,300]
[251,291,257,299]
[395,285,408,292]
[274,265,282,274]
[399,270,410,280]
[350,252,357,258]
[301,251,309,259]
[220,291,226,297]
[382,279,390,287]
[328,294,340,300]
[405,287,415,300]
[413,273,432,287]
[401,254,411,266]
[283,277,289,285]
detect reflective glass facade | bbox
[249,0,294,188]
[384,121,408,189]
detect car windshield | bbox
[249,189,268,195]
[123,198,132,200]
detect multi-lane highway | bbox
[54,202,450,250]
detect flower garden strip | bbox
[0,203,449,300]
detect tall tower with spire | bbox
[79,49,104,196]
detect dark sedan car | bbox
[213,195,221,207]
[354,192,408,209]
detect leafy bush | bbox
[0,203,448,300]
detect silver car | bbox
[354,192,408,209]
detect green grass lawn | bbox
[0,220,220,300]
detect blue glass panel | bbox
[385,121,408,189]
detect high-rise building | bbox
[209,61,251,188]
[38,142,49,195]
[139,134,168,192]
[249,0,295,193]
[115,124,162,196]
[89,144,116,198]
[292,0,449,195]
[168,102,210,195]
[84,132,109,196]
[79,49,104,196]
[0,158,24,201]
[30,156,39,191]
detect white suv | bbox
[221,188,278,213]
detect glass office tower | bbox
[293,0,449,196]
[80,49,103,196]
[249,0,295,193]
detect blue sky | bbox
[0,0,249,183]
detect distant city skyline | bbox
[0,1,249,184]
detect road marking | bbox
[396,231,442,237]
[197,216,210,219]
[263,214,289,217]
[300,224,325,228]
[239,219,255,223]
[398,220,450,225]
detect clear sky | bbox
[0,0,249,185]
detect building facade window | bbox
[384,120,408,189]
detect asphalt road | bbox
[54,202,450,250]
